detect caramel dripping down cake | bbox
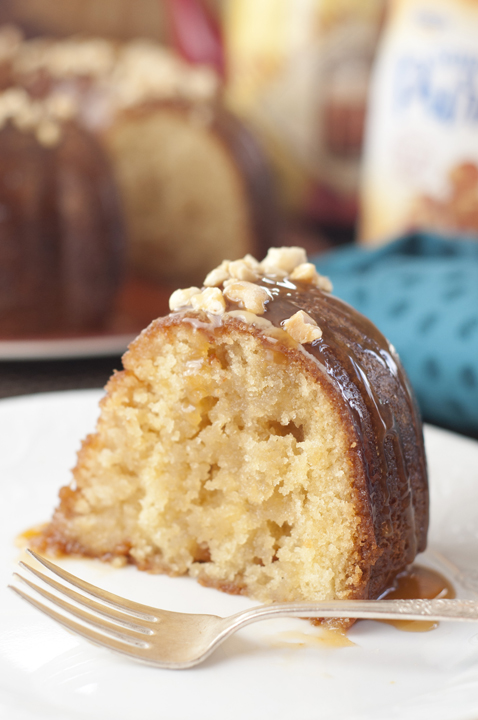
[35,247,429,619]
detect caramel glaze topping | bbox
[184,275,429,599]
[379,564,455,632]
[254,277,428,597]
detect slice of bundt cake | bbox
[35,247,428,610]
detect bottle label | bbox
[361,0,478,244]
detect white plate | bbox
[0,276,171,361]
[0,334,137,361]
[1,390,478,720]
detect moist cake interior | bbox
[64,322,362,604]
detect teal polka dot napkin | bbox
[313,233,478,436]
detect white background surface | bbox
[1,390,477,720]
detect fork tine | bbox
[9,583,155,664]
[11,572,152,646]
[18,561,153,634]
[26,549,157,620]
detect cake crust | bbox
[0,115,124,335]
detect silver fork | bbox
[9,549,478,670]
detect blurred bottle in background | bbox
[223,0,385,244]
[361,0,478,245]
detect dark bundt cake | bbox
[0,25,22,91]
[9,33,278,287]
[0,88,124,335]
[35,247,429,616]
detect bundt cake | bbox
[7,32,278,287]
[35,247,429,616]
[0,87,124,335]
[0,28,276,334]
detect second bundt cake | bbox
[0,88,124,335]
[35,247,428,615]
[8,32,278,287]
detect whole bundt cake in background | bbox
[4,32,278,290]
[0,28,279,336]
[35,247,429,621]
[0,88,125,335]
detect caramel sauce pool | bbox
[271,565,455,647]
[379,564,455,632]
[15,524,46,547]
[269,628,356,649]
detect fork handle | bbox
[224,598,478,633]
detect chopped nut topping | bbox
[204,254,260,287]
[111,40,218,109]
[11,102,42,131]
[10,35,219,119]
[46,93,78,121]
[283,310,323,344]
[225,310,272,328]
[171,248,333,334]
[36,119,61,147]
[0,88,29,120]
[179,66,218,101]
[223,281,269,315]
[289,263,317,282]
[0,87,68,145]
[242,254,260,270]
[169,286,226,314]
[290,263,333,292]
[190,287,226,315]
[228,258,259,282]
[15,37,116,78]
[260,246,307,275]
[169,286,201,311]
[315,275,333,293]
[203,260,230,287]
